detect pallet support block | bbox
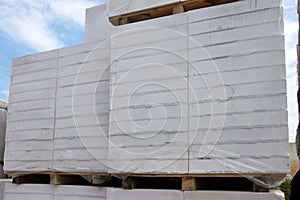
[182,177,197,191]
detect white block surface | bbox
[54,40,111,173]
[184,191,284,200]
[1,182,107,200]
[109,15,189,173]
[85,4,113,42]
[5,50,58,174]
[109,0,288,175]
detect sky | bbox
[0,0,298,142]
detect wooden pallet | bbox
[11,172,284,192]
[109,0,238,26]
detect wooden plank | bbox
[11,172,280,191]
[6,171,286,178]
[109,0,238,25]
[182,177,197,191]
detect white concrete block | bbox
[58,60,110,78]
[5,130,53,142]
[54,185,106,200]
[53,160,108,172]
[187,0,282,23]
[55,126,109,139]
[107,188,183,200]
[190,80,286,103]
[3,183,53,200]
[184,190,284,200]
[4,161,53,174]
[10,68,57,85]
[59,41,99,57]
[189,110,287,130]
[189,126,288,146]
[189,157,288,174]
[188,36,284,62]
[5,140,52,151]
[57,95,109,108]
[7,109,54,122]
[189,142,288,159]
[111,53,187,73]
[189,65,285,89]
[190,21,283,47]
[188,7,281,36]
[189,51,285,75]
[58,49,110,67]
[9,88,56,103]
[56,103,108,118]
[9,79,56,94]
[108,158,188,174]
[85,4,113,42]
[12,59,57,76]
[8,99,55,112]
[1,183,107,200]
[5,150,52,161]
[112,27,187,50]
[55,115,107,129]
[189,95,287,116]
[12,49,58,66]
[57,82,109,98]
[6,118,54,132]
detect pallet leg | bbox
[173,5,184,14]
[50,174,89,185]
[122,177,135,189]
[182,177,197,191]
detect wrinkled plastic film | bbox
[3,0,288,190]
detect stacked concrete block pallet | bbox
[4,41,111,174]
[109,11,190,174]
[187,0,287,174]
[54,41,111,173]
[5,51,58,173]
[2,0,289,198]
[108,0,288,175]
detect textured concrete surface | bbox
[4,0,289,177]
[85,4,113,42]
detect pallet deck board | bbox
[109,0,238,25]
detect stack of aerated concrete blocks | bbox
[1,0,288,199]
